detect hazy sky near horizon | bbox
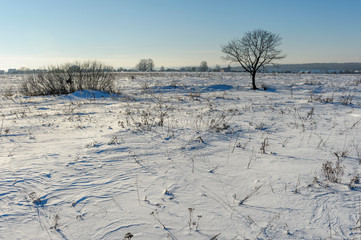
[0,0,360,70]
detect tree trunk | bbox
[251,73,258,90]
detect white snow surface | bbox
[1,72,361,239]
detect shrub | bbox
[20,61,116,96]
[321,158,344,183]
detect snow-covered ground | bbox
[1,72,361,239]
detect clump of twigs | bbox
[50,214,60,230]
[186,207,202,232]
[150,210,177,239]
[294,174,301,194]
[239,185,262,205]
[321,152,344,183]
[260,137,269,154]
[348,175,360,190]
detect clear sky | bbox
[0,0,360,70]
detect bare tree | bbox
[136,59,155,72]
[221,29,285,90]
[199,61,208,72]
[146,59,155,71]
[135,59,147,71]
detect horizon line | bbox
[2,61,361,71]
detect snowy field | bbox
[1,72,361,239]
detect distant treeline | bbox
[2,62,361,74]
[267,62,361,73]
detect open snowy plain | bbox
[1,72,361,239]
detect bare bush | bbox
[348,175,360,189]
[20,61,116,96]
[3,86,16,97]
[321,155,344,183]
[339,94,353,105]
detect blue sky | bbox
[0,0,360,70]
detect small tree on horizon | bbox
[221,29,285,90]
[199,61,208,72]
[136,59,155,71]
